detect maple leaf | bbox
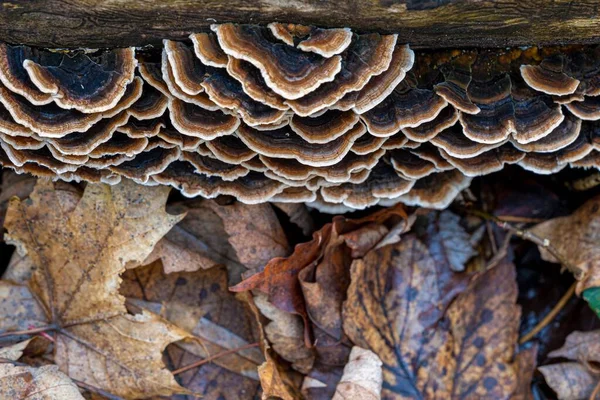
[120,260,264,398]
[530,195,600,294]
[539,330,600,400]
[1,179,190,399]
[342,235,526,399]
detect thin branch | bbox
[172,342,260,375]
[467,209,584,278]
[0,325,57,339]
[519,282,576,344]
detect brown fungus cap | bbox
[190,32,229,68]
[226,57,288,110]
[24,47,137,113]
[402,106,459,142]
[212,23,342,100]
[289,109,360,144]
[439,143,525,176]
[286,33,398,116]
[180,151,250,181]
[511,112,581,153]
[397,170,471,209]
[153,160,285,203]
[260,148,384,183]
[0,76,142,137]
[389,149,439,179]
[48,111,130,156]
[431,124,506,158]
[128,82,168,121]
[520,56,580,96]
[238,121,365,167]
[167,97,240,140]
[205,134,257,164]
[268,23,353,57]
[320,160,415,209]
[434,52,481,114]
[163,40,206,96]
[361,79,448,137]
[0,43,55,105]
[201,69,287,126]
[565,96,600,120]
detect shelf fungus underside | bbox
[0,23,599,212]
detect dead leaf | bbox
[272,202,315,236]
[0,363,84,399]
[0,171,36,237]
[540,330,600,400]
[0,339,32,361]
[144,199,289,280]
[120,260,264,398]
[332,346,383,400]
[422,210,477,272]
[253,293,315,373]
[531,195,600,294]
[512,345,538,400]
[539,363,597,400]
[242,290,303,400]
[342,235,523,399]
[1,179,191,399]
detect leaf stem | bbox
[172,342,260,375]
[519,282,576,344]
[467,209,584,278]
[0,324,57,338]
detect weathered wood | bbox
[0,0,599,49]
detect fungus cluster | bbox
[0,24,598,211]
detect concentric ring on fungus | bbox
[0,25,599,212]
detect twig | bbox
[172,342,260,375]
[0,325,57,339]
[590,380,600,400]
[468,209,584,278]
[71,378,125,400]
[519,282,577,344]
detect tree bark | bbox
[0,0,599,49]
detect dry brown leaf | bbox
[539,362,597,400]
[0,171,36,237]
[540,330,600,400]
[253,293,315,373]
[342,235,523,399]
[422,210,477,272]
[530,195,600,293]
[0,339,32,361]
[144,199,289,279]
[272,202,316,236]
[1,179,191,399]
[332,346,382,400]
[512,346,538,400]
[0,363,84,399]
[242,290,303,400]
[120,260,264,398]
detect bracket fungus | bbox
[0,27,599,211]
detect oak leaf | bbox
[1,179,190,399]
[539,330,600,400]
[342,235,523,399]
[530,195,600,294]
